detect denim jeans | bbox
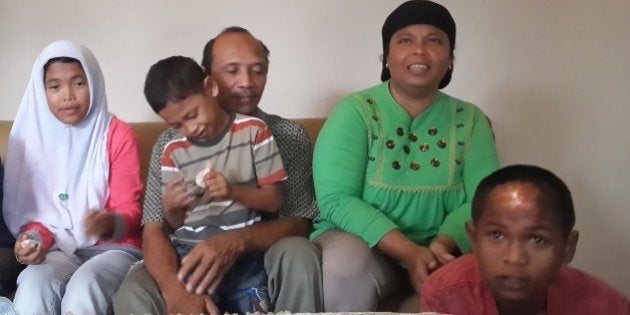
[13,246,141,315]
[176,243,270,313]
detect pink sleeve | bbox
[105,117,143,241]
[22,222,55,251]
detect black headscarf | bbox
[381,0,456,89]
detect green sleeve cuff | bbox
[362,214,398,248]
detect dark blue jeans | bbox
[176,243,270,314]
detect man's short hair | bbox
[472,164,576,238]
[144,56,206,113]
[200,26,270,75]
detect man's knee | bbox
[113,261,164,314]
[265,236,320,273]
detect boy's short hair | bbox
[472,164,575,238]
[144,56,206,113]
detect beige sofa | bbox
[0,118,417,312]
[0,119,326,180]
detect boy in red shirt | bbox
[421,164,629,315]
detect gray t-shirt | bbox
[142,109,319,225]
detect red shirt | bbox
[421,254,630,315]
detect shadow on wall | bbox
[486,85,574,167]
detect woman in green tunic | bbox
[311,0,499,311]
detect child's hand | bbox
[84,211,114,239]
[14,233,45,265]
[204,171,232,200]
[164,175,195,214]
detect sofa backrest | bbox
[0,118,326,181]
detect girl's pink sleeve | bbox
[106,117,144,241]
[22,222,55,251]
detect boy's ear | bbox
[204,76,219,98]
[465,221,477,252]
[563,230,579,264]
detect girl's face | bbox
[44,61,90,125]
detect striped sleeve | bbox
[160,138,191,184]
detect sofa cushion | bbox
[0,118,327,181]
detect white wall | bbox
[1,0,629,294]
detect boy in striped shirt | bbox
[144,55,286,314]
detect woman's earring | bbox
[385,63,389,68]
[448,64,453,70]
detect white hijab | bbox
[2,40,112,255]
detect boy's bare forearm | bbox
[231,216,310,252]
[230,184,283,213]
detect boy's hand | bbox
[204,171,232,200]
[14,233,45,265]
[84,211,114,239]
[163,175,194,214]
[429,235,457,266]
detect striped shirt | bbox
[161,113,287,244]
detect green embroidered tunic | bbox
[311,83,499,253]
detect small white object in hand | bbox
[21,238,41,249]
[195,162,213,188]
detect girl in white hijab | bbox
[2,40,143,314]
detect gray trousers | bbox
[113,236,323,314]
[312,230,411,312]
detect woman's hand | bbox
[84,211,114,239]
[377,230,438,292]
[14,233,45,265]
[429,235,458,266]
[402,244,439,293]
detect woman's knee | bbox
[315,231,374,277]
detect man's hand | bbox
[163,284,220,315]
[178,232,245,295]
[84,211,115,239]
[14,233,45,265]
[204,171,232,200]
